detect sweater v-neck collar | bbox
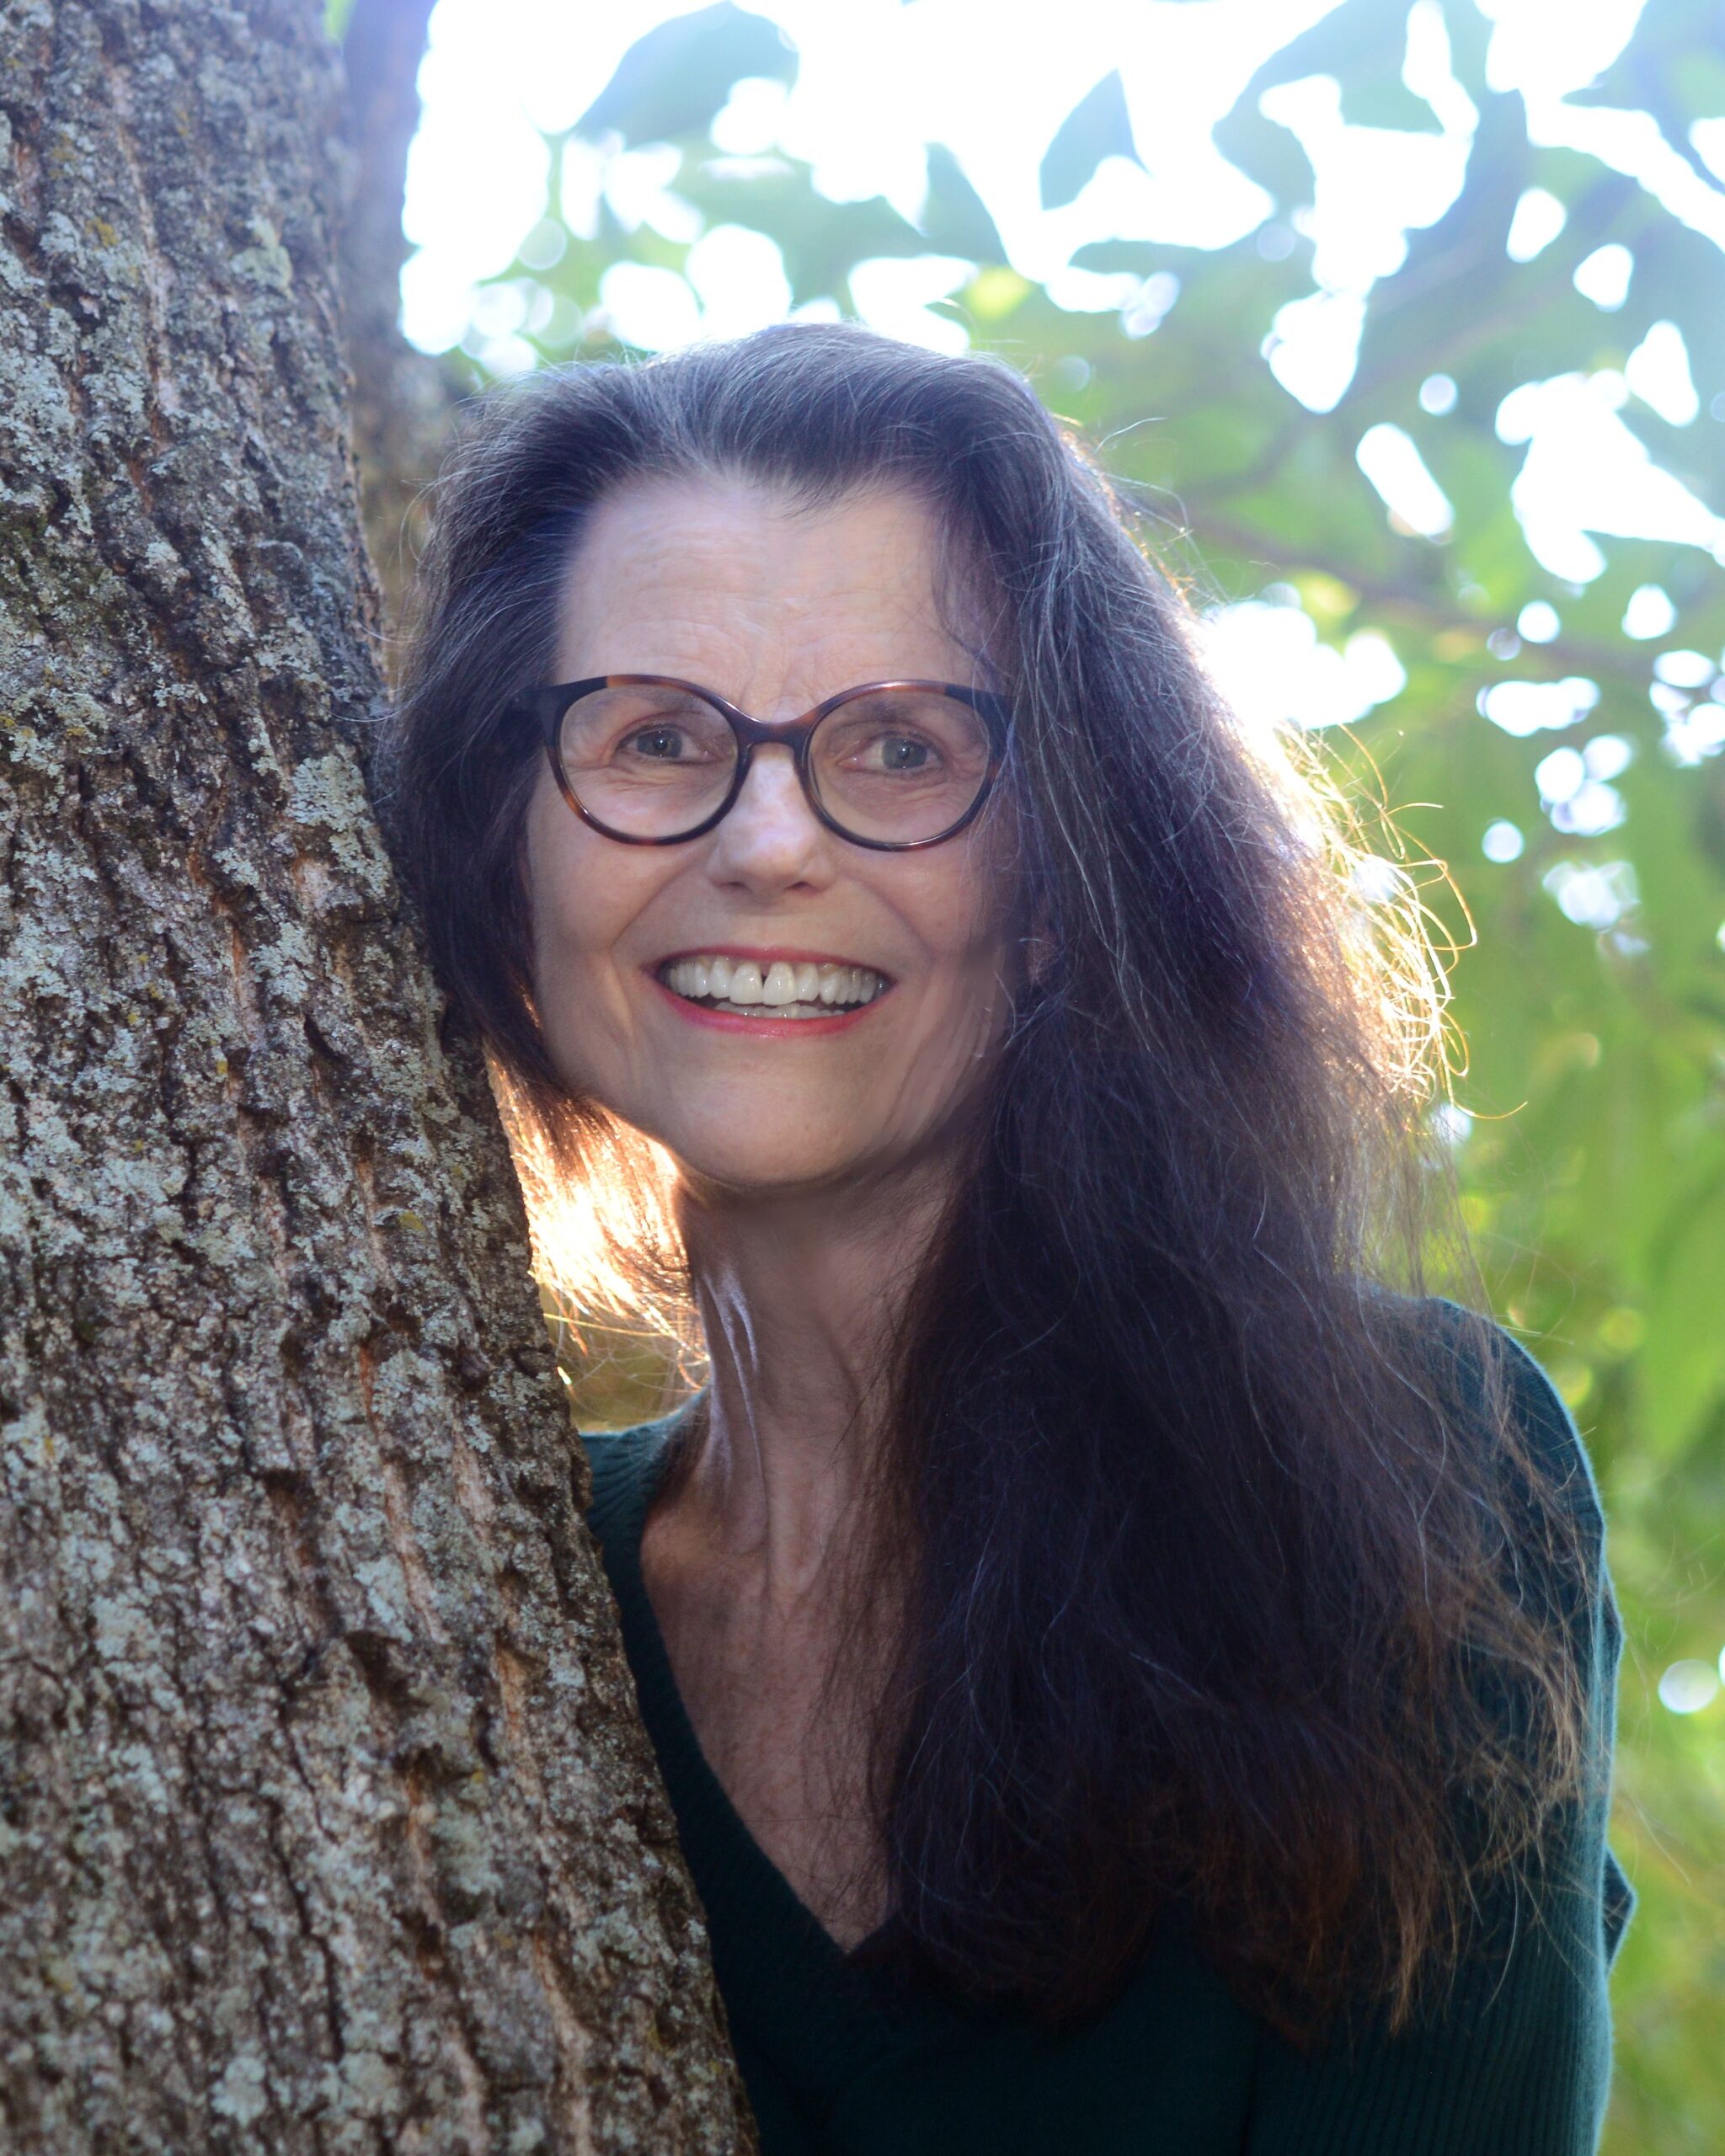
[583,1407,978,2105]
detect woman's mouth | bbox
[654,953,889,1022]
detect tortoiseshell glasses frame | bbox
[517,674,1009,851]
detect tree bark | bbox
[0,4,750,2150]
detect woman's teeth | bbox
[659,955,886,1017]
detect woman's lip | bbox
[650,944,892,979]
[646,972,884,1037]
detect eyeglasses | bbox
[520,675,1007,851]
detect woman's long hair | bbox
[382,323,1590,2037]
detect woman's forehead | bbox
[553,473,972,685]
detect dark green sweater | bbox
[581,1326,1632,2154]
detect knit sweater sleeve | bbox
[1244,1326,1634,2156]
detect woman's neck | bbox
[670,1161,948,1612]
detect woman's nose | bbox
[704,744,834,893]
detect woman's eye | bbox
[625,724,696,760]
[861,733,938,774]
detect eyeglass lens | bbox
[556,683,992,845]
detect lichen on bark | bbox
[0,3,750,2148]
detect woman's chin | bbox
[669,1147,867,1203]
[655,1127,909,1206]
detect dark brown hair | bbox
[383,323,1594,2036]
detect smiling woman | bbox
[382,323,1631,2155]
[521,477,1020,1197]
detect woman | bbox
[387,323,1632,2153]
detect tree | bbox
[443,5,1725,2146]
[0,3,750,2148]
[337,0,455,636]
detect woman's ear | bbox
[1023,921,1057,989]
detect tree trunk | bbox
[0,4,750,2150]
[338,0,454,643]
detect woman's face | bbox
[524,473,1022,1196]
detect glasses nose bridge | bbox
[724,702,822,817]
[728,702,821,755]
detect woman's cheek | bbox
[527,894,613,1101]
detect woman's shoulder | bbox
[1403,1294,1606,1538]
[1419,1296,1632,1918]
[1247,1301,1632,2149]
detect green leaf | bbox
[1569,0,1725,205]
[578,3,796,147]
[1069,239,1165,276]
[921,145,1007,265]
[1227,0,1442,134]
[1212,97,1316,209]
[676,156,926,302]
[1641,1177,1725,1455]
[1039,70,1138,210]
